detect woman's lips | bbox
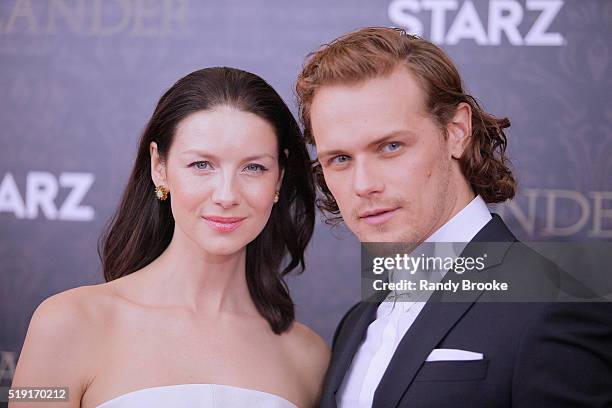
[202,216,246,233]
[360,208,398,226]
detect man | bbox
[296,27,611,407]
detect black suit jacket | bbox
[321,214,612,408]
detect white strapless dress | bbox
[95,384,298,408]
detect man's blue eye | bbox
[332,155,350,164]
[383,142,401,152]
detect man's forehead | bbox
[311,66,427,108]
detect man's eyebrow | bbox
[365,130,416,149]
[317,130,416,159]
[316,148,347,160]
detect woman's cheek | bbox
[175,172,213,199]
[240,175,277,207]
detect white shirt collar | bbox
[383,195,492,308]
[426,195,492,244]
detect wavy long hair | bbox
[296,27,516,224]
[99,67,315,334]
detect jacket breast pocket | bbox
[413,358,489,382]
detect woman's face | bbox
[150,106,283,256]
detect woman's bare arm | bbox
[9,289,96,408]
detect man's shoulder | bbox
[340,301,372,325]
[504,240,560,270]
[331,301,370,348]
[502,240,600,299]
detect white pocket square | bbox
[425,348,484,362]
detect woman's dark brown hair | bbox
[296,27,516,224]
[99,67,315,334]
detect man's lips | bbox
[358,208,399,226]
[202,216,246,232]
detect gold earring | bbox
[155,185,169,201]
[273,191,280,203]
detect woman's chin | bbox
[197,239,248,257]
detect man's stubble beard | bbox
[396,153,453,245]
[338,147,454,246]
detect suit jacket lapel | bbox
[371,280,485,408]
[371,214,515,408]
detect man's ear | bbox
[446,102,472,159]
[276,148,289,190]
[150,142,167,187]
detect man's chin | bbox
[358,231,402,242]
[357,230,417,244]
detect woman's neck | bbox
[132,227,256,317]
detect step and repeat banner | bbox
[1,0,610,388]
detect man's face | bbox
[310,66,466,243]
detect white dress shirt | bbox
[337,195,492,408]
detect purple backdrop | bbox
[1,0,611,390]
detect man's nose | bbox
[352,158,384,198]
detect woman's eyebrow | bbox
[179,150,276,162]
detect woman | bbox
[11,67,330,408]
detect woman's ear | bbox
[446,102,472,159]
[150,142,167,187]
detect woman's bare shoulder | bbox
[282,322,330,406]
[284,321,330,358]
[34,283,116,328]
[22,283,119,358]
[10,283,117,400]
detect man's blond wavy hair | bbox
[296,27,516,223]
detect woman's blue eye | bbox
[193,161,211,170]
[244,164,267,173]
